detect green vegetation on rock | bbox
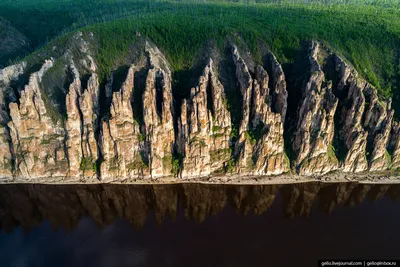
[328,144,339,164]
[79,156,96,172]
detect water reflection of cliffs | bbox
[0,183,399,233]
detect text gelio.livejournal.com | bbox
[319,260,399,266]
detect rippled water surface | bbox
[0,182,399,267]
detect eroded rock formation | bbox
[65,63,100,178]
[289,42,397,176]
[232,45,289,175]
[177,59,231,177]
[292,42,339,175]
[390,122,400,169]
[332,55,394,173]
[0,125,13,177]
[142,43,175,178]
[7,59,69,179]
[0,36,399,181]
[100,65,143,179]
[0,62,26,177]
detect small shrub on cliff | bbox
[138,133,145,142]
[80,157,95,171]
[385,150,392,165]
[172,158,180,177]
[225,158,236,174]
[126,154,148,172]
[212,125,222,133]
[171,153,183,177]
[327,144,339,164]
[245,131,257,145]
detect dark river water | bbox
[0,182,399,267]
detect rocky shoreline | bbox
[1,171,400,185]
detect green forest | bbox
[1,0,400,108]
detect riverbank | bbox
[1,171,400,185]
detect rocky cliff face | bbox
[142,43,175,178]
[65,63,100,178]
[7,59,69,178]
[0,35,399,181]
[99,65,142,179]
[389,122,400,169]
[0,62,26,177]
[288,42,397,176]
[0,125,13,177]
[232,45,289,175]
[292,42,338,175]
[100,42,176,179]
[332,55,394,173]
[177,58,231,177]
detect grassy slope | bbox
[1,0,400,110]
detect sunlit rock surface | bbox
[177,59,231,177]
[232,45,289,176]
[0,36,399,181]
[292,42,338,175]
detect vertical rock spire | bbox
[177,58,232,178]
[0,62,26,177]
[333,56,371,172]
[100,65,143,179]
[65,64,83,177]
[65,63,100,178]
[0,37,399,181]
[265,52,288,125]
[292,42,339,175]
[232,45,289,175]
[8,59,68,178]
[142,42,175,178]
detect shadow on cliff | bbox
[279,41,312,168]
